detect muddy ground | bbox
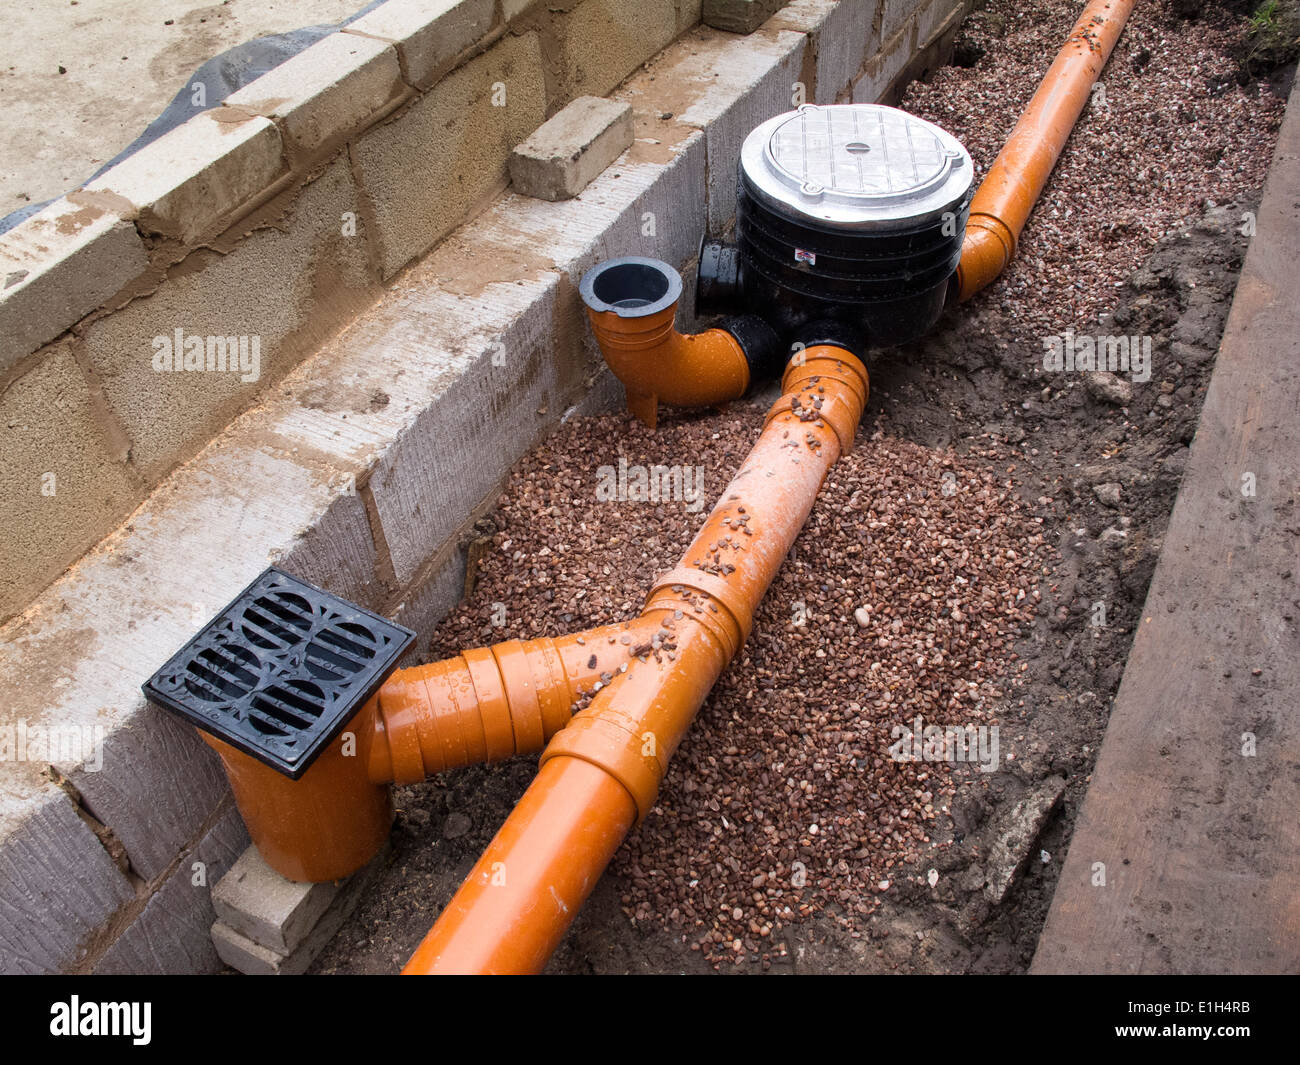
[313,3,1293,974]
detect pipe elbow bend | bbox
[956,213,1017,302]
[580,257,781,427]
[653,325,752,409]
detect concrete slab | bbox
[0,0,362,220]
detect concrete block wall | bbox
[0,0,700,623]
[0,0,971,973]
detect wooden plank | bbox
[1032,76,1300,974]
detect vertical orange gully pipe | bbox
[957,0,1136,301]
[403,347,869,973]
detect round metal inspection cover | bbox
[740,103,973,231]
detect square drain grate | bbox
[143,567,414,779]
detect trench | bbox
[306,0,1292,974]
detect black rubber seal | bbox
[697,237,744,315]
[720,314,784,385]
[790,319,867,363]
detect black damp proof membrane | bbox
[142,567,414,779]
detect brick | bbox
[211,923,284,975]
[351,32,547,279]
[268,42,711,584]
[0,784,136,974]
[261,271,572,594]
[212,847,341,954]
[82,111,284,244]
[294,89,708,586]
[675,0,705,32]
[348,0,497,89]
[80,155,377,484]
[225,33,406,157]
[392,547,467,647]
[501,0,542,18]
[93,803,250,975]
[0,345,139,620]
[211,845,389,974]
[587,99,710,273]
[365,276,565,584]
[554,0,679,99]
[278,490,384,614]
[510,97,635,201]
[0,198,148,374]
[68,705,229,882]
[767,0,880,104]
[916,0,963,49]
[703,0,785,34]
[852,19,915,104]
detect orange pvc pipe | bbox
[367,616,664,784]
[404,346,868,973]
[585,304,749,429]
[203,700,393,883]
[956,0,1137,301]
[404,756,638,974]
[215,615,667,882]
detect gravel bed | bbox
[429,415,1049,966]
[902,0,1285,346]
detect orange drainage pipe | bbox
[956,0,1137,301]
[368,615,666,784]
[210,615,665,883]
[403,345,869,973]
[579,256,781,428]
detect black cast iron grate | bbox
[143,567,414,779]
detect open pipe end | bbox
[579,256,682,319]
[579,256,756,427]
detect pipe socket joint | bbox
[766,345,870,455]
[955,213,1017,303]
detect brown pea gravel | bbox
[901,0,1286,346]
[424,413,1049,968]
[615,429,1050,966]
[313,0,1291,973]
